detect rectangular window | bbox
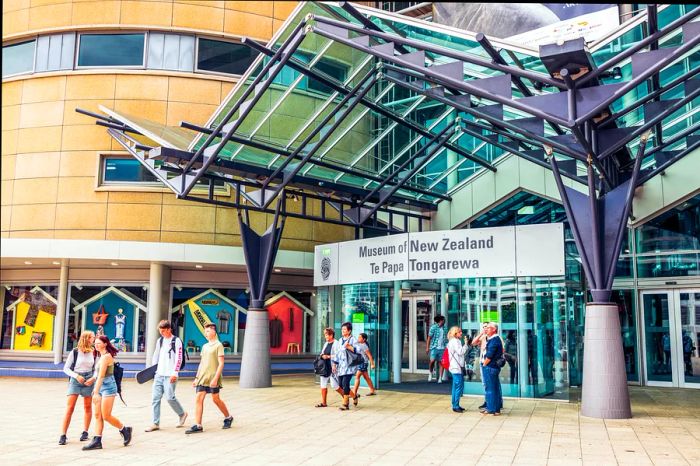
[196,38,259,75]
[307,58,348,94]
[2,40,36,78]
[78,33,145,67]
[35,33,75,73]
[147,33,195,72]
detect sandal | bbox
[353,394,361,406]
[315,403,327,408]
[339,404,350,411]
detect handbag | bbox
[313,356,330,376]
[346,349,364,367]
[92,304,109,325]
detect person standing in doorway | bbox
[186,323,233,434]
[145,320,188,432]
[60,330,98,445]
[482,322,504,416]
[447,326,469,412]
[427,315,447,383]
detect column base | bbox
[580,302,632,419]
[239,308,272,389]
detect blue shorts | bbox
[67,372,94,398]
[430,348,444,361]
[357,362,369,373]
[98,375,118,397]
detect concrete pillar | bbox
[581,303,632,419]
[146,263,169,364]
[53,265,69,364]
[392,281,402,384]
[239,308,272,388]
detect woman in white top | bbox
[60,331,98,445]
[447,326,469,413]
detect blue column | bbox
[392,280,402,384]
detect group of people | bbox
[427,316,505,415]
[60,320,233,449]
[316,322,377,410]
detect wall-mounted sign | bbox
[314,223,564,286]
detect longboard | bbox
[136,364,158,384]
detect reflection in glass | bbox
[78,34,145,67]
[643,293,673,383]
[679,292,700,385]
[2,40,35,77]
[197,38,259,75]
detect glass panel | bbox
[147,32,165,69]
[197,38,259,75]
[401,299,409,369]
[60,33,75,70]
[78,33,145,67]
[680,292,700,385]
[414,298,433,371]
[637,253,700,278]
[163,34,181,70]
[2,40,35,77]
[103,157,159,184]
[35,35,50,72]
[377,284,392,383]
[636,195,700,253]
[643,293,673,383]
[1,286,58,351]
[611,290,638,382]
[179,35,195,72]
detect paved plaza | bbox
[0,375,698,465]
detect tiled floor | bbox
[0,375,698,465]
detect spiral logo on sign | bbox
[321,257,331,281]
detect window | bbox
[1,285,59,351]
[307,58,348,94]
[196,38,259,75]
[148,33,195,72]
[78,33,145,67]
[35,33,75,72]
[2,40,35,78]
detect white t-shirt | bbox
[447,338,468,374]
[152,336,184,377]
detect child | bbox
[352,332,377,402]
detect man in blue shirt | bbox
[481,322,504,415]
[426,315,447,382]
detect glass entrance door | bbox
[641,289,700,388]
[401,296,435,374]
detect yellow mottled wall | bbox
[1,0,354,251]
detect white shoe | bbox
[428,373,433,382]
[177,412,188,428]
[437,379,443,384]
[442,374,449,382]
[145,424,159,432]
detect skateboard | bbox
[136,364,158,384]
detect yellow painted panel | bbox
[14,152,60,179]
[17,126,62,153]
[55,202,107,229]
[273,1,298,20]
[2,130,18,156]
[1,154,16,180]
[281,216,312,240]
[174,0,224,8]
[1,106,20,131]
[63,99,115,126]
[278,237,313,252]
[160,231,215,244]
[120,1,173,27]
[61,125,112,151]
[107,191,163,204]
[21,76,66,104]
[115,75,169,101]
[2,81,23,107]
[12,177,58,204]
[107,203,162,230]
[54,229,105,239]
[10,203,56,230]
[161,204,216,232]
[225,1,272,16]
[172,2,224,32]
[106,229,161,242]
[224,10,273,40]
[57,176,108,203]
[273,19,285,35]
[27,2,72,30]
[19,101,65,128]
[71,0,120,25]
[4,0,30,13]
[13,301,55,351]
[1,205,11,231]
[9,230,55,238]
[1,180,14,206]
[2,7,29,35]
[168,77,221,105]
[58,151,97,177]
[166,102,217,126]
[114,100,167,125]
[220,81,236,97]
[214,233,242,247]
[66,74,116,100]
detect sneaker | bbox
[82,436,102,451]
[120,426,133,446]
[177,412,188,428]
[79,431,89,442]
[428,373,433,382]
[145,424,159,432]
[478,403,486,410]
[185,424,203,434]
[437,378,443,384]
[222,416,233,429]
[58,435,67,446]
[452,407,465,413]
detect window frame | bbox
[194,35,259,78]
[75,31,147,70]
[2,37,38,79]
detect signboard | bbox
[313,223,565,286]
[432,3,619,48]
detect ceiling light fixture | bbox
[274,268,281,273]
[110,262,119,266]
[52,261,61,265]
[195,264,203,269]
[24,261,32,265]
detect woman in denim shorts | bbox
[82,336,132,451]
[60,331,98,446]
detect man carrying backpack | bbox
[145,320,188,432]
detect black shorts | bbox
[195,385,221,394]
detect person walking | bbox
[352,332,377,397]
[447,326,469,413]
[145,320,188,432]
[316,328,343,407]
[481,322,504,416]
[185,323,233,434]
[332,322,359,411]
[82,336,132,450]
[427,315,447,383]
[60,331,98,445]
[471,323,489,411]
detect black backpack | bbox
[313,342,332,377]
[157,336,189,369]
[113,361,126,405]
